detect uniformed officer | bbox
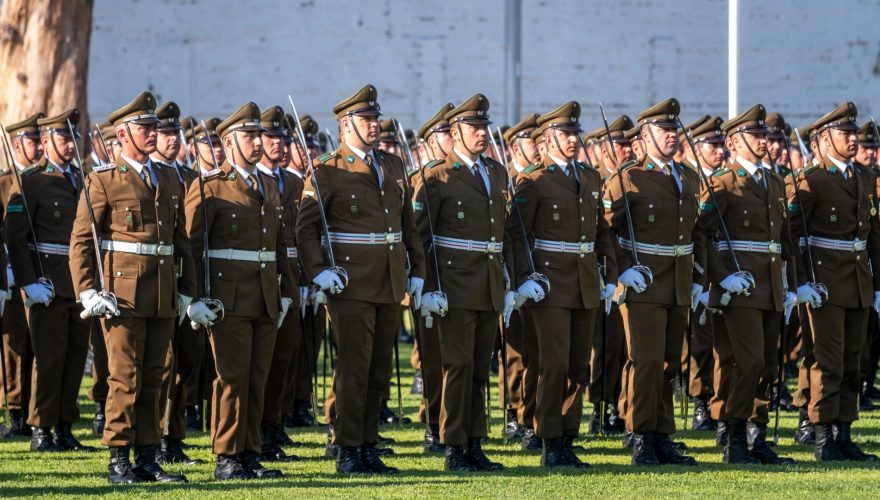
[604,98,703,466]
[0,113,42,438]
[509,101,617,468]
[788,102,880,462]
[256,105,303,463]
[69,92,196,483]
[5,109,96,454]
[419,103,455,164]
[699,105,797,465]
[412,94,507,472]
[296,85,425,474]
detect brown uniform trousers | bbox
[499,310,524,413]
[605,158,705,435]
[683,307,714,398]
[413,150,508,445]
[417,317,443,426]
[792,305,814,409]
[261,168,303,432]
[6,160,90,428]
[788,159,880,424]
[519,308,539,428]
[590,301,625,409]
[69,157,196,447]
[297,145,425,447]
[510,158,617,439]
[699,164,796,423]
[0,171,28,414]
[185,162,293,456]
[287,305,324,418]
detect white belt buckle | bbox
[768,242,780,254]
[485,241,497,254]
[854,240,866,251]
[673,245,686,257]
[258,251,270,262]
[579,242,590,254]
[385,233,395,244]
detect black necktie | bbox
[567,163,579,191]
[143,166,154,190]
[365,152,381,186]
[63,171,76,190]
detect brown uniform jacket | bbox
[604,156,706,306]
[698,162,796,311]
[6,158,82,299]
[268,166,304,307]
[412,150,509,312]
[68,156,196,317]
[296,143,425,304]
[787,158,880,308]
[184,162,294,319]
[509,157,618,310]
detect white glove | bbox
[313,269,345,294]
[784,291,798,324]
[177,294,193,324]
[599,283,616,301]
[502,291,516,327]
[408,277,424,310]
[23,282,53,307]
[698,291,709,309]
[299,286,309,317]
[618,267,647,293]
[873,291,880,315]
[80,289,118,318]
[187,299,218,327]
[278,297,293,328]
[420,291,448,316]
[690,283,704,311]
[797,284,822,309]
[719,274,750,295]
[310,288,326,312]
[6,266,14,287]
[516,279,545,303]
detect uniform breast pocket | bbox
[112,200,144,232]
[451,200,473,227]
[218,211,244,238]
[105,265,139,308]
[343,191,366,218]
[543,201,568,227]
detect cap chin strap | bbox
[454,122,482,158]
[550,128,574,162]
[48,132,73,166]
[347,113,377,150]
[232,131,254,168]
[646,124,673,164]
[17,136,37,165]
[736,131,764,164]
[825,130,853,163]
[429,132,448,158]
[124,122,151,157]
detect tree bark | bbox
[0,0,93,127]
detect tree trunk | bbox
[0,0,93,127]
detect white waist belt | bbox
[208,248,276,262]
[28,242,70,256]
[326,231,402,245]
[714,240,781,254]
[618,237,693,257]
[799,236,866,252]
[287,247,298,258]
[434,235,503,254]
[534,238,594,255]
[101,240,174,256]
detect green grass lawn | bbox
[2,341,879,498]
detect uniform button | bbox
[490,218,495,223]
[857,255,861,261]
[261,263,266,268]
[388,227,393,231]
[158,220,163,225]
[649,204,654,209]
[263,228,267,233]
[381,191,385,196]
[384,208,389,214]
[261,247,267,251]
[447,261,452,265]
[678,235,683,240]
[155,202,160,207]
[159,241,164,245]
[218,272,223,277]
[457,201,462,205]
[817,261,822,266]
[232,213,237,218]
[116,271,122,276]
[580,254,584,258]
[159,259,165,264]
[770,257,775,262]
[389,245,394,250]
[489,200,493,205]
[581,217,584,221]
[491,236,496,242]
[553,204,558,209]
[579,198,583,203]
[345,256,350,261]
[679,200,682,205]
[489,255,494,260]
[679,217,683,222]
[770,222,774,226]
[544,261,549,266]
[581,236,586,241]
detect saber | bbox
[323,128,338,152]
[64,119,118,319]
[597,104,653,303]
[678,121,755,305]
[94,124,115,163]
[491,130,513,441]
[285,97,348,297]
[789,130,829,306]
[0,124,55,307]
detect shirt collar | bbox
[257,163,280,178]
[121,153,151,175]
[735,156,764,176]
[454,147,479,169]
[548,154,570,168]
[347,142,372,161]
[828,153,852,172]
[513,161,527,173]
[230,162,256,181]
[648,154,674,171]
[286,166,305,179]
[13,159,29,171]
[47,157,71,174]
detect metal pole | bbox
[504,0,523,125]
[728,0,739,118]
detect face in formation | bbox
[823,128,858,160]
[452,122,489,156]
[41,131,76,164]
[156,128,181,160]
[14,135,44,165]
[223,129,263,166]
[642,123,679,160]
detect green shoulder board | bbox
[522,163,543,174]
[21,165,41,176]
[318,151,336,163]
[711,167,731,177]
[800,165,820,177]
[92,163,117,173]
[425,159,443,169]
[619,160,638,171]
[579,161,597,172]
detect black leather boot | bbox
[814,422,846,462]
[54,423,97,452]
[93,401,106,436]
[184,404,200,432]
[692,397,716,431]
[260,426,298,462]
[794,408,815,445]
[132,445,187,482]
[859,381,876,411]
[444,444,477,472]
[746,422,794,464]
[505,409,524,439]
[715,420,729,447]
[655,433,697,466]
[588,408,602,435]
[291,400,315,427]
[540,437,567,467]
[325,425,338,457]
[724,419,759,464]
[835,421,879,462]
[214,454,255,480]
[108,445,141,484]
[424,425,444,453]
[560,435,590,469]
[521,427,542,451]
[241,451,283,478]
[30,427,62,452]
[158,438,203,465]
[2,409,27,438]
[622,430,635,449]
[379,400,410,425]
[336,446,371,474]
[608,407,626,434]
[466,437,504,471]
[631,433,660,466]
[361,443,399,474]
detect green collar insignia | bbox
[452,162,461,170]
[119,165,129,173]
[228,171,237,180]
[736,168,746,177]
[646,163,655,171]
[346,155,355,164]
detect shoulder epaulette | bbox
[21,165,41,176]
[800,165,820,177]
[711,167,731,177]
[152,160,171,170]
[579,161,596,172]
[522,163,543,174]
[202,168,223,180]
[317,151,336,163]
[92,163,117,173]
[425,159,443,169]
[408,168,420,179]
[619,160,638,171]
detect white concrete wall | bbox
[86,0,880,131]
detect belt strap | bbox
[28,242,70,256]
[618,237,693,257]
[326,231,402,245]
[101,240,174,256]
[286,247,298,258]
[714,240,781,254]
[534,238,595,255]
[208,248,277,262]
[799,236,866,252]
[434,235,503,254]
